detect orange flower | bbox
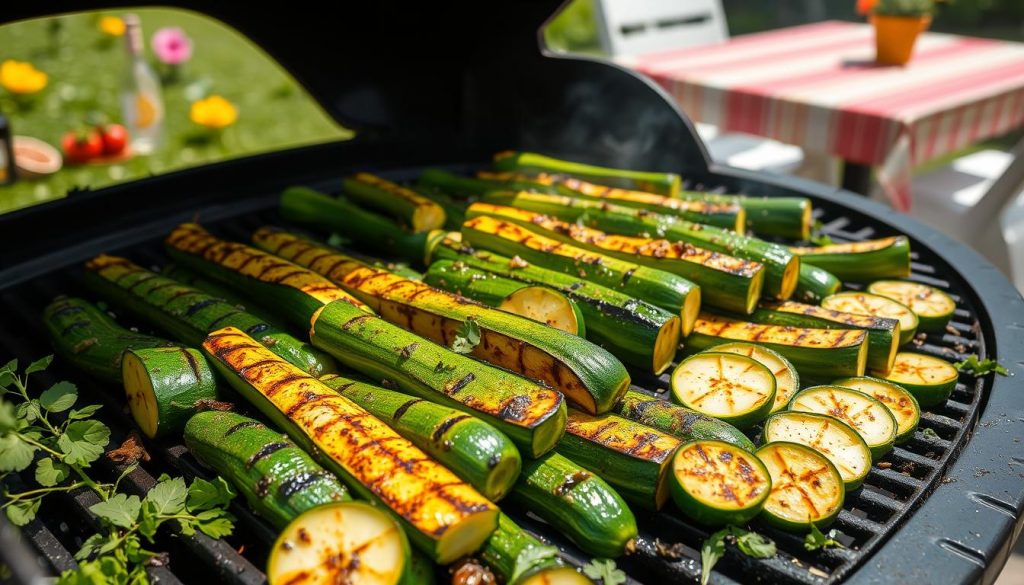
[857,0,878,15]
[190,95,238,129]
[99,15,126,36]
[0,60,48,95]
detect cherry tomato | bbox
[98,123,128,156]
[61,129,103,164]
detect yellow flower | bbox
[190,95,238,129]
[99,16,126,37]
[0,60,48,95]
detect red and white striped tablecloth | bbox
[625,21,1024,211]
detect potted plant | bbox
[860,0,938,65]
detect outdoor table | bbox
[623,21,1024,211]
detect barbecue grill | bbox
[2,2,1023,584]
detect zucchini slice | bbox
[790,236,911,282]
[832,376,921,444]
[821,292,918,345]
[871,352,959,408]
[480,513,588,585]
[499,285,585,336]
[755,442,845,531]
[122,347,220,439]
[711,342,799,414]
[762,411,871,490]
[788,386,898,459]
[686,312,869,380]
[614,390,756,451]
[671,352,776,429]
[866,280,956,332]
[268,501,412,585]
[343,172,446,233]
[670,440,771,526]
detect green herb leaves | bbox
[701,527,777,585]
[58,420,110,466]
[954,355,1009,376]
[511,544,559,584]
[804,524,844,551]
[451,317,482,354]
[583,558,626,585]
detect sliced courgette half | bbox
[762,411,871,490]
[866,280,956,332]
[832,376,921,444]
[788,386,898,460]
[520,568,593,585]
[755,442,845,532]
[671,352,776,429]
[821,291,919,345]
[711,342,799,414]
[499,285,586,336]
[268,501,412,585]
[870,352,959,408]
[670,440,772,527]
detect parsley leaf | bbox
[701,527,777,584]
[583,558,626,585]
[511,544,559,584]
[187,476,236,511]
[5,498,40,526]
[804,524,844,551]
[921,427,940,440]
[145,476,188,516]
[58,420,110,466]
[701,528,729,585]
[734,529,776,558]
[90,494,142,529]
[451,318,481,354]
[0,433,36,472]
[68,404,103,420]
[954,355,1009,376]
[39,381,77,413]
[24,355,53,375]
[35,457,70,487]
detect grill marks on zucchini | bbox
[614,391,755,450]
[871,352,959,408]
[254,228,629,415]
[789,386,898,459]
[866,280,956,332]
[670,352,776,429]
[755,442,844,531]
[343,172,446,233]
[711,342,799,414]
[832,376,920,443]
[493,150,682,196]
[202,327,497,563]
[670,440,771,526]
[762,411,871,490]
[122,347,220,439]
[821,292,918,345]
[790,236,911,282]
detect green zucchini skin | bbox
[122,347,220,439]
[614,391,755,451]
[254,228,630,415]
[183,410,351,529]
[417,186,468,230]
[424,253,681,374]
[729,195,812,240]
[510,452,637,558]
[319,373,522,501]
[164,223,370,330]
[751,300,900,372]
[417,168,566,199]
[466,203,762,315]
[280,186,430,262]
[794,263,842,303]
[480,513,575,585]
[461,215,700,320]
[342,173,446,233]
[499,192,798,299]
[557,409,681,511]
[42,296,177,383]
[493,150,682,196]
[309,298,566,458]
[791,236,911,281]
[160,264,290,330]
[84,254,337,377]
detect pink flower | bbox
[151,27,192,65]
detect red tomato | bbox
[61,130,103,164]
[98,123,128,156]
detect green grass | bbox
[0,8,350,213]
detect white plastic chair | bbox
[912,137,1024,292]
[594,0,806,176]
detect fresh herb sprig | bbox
[451,317,482,354]
[701,526,776,585]
[583,558,626,585]
[804,524,844,551]
[954,355,1009,376]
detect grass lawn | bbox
[0,8,350,213]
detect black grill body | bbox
[1,3,1023,584]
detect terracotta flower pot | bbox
[871,13,931,65]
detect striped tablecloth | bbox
[625,21,1024,211]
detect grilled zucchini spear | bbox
[461,215,701,322]
[794,263,842,303]
[202,327,498,563]
[254,228,630,415]
[122,347,220,439]
[84,254,336,376]
[491,192,799,299]
[686,312,869,379]
[309,298,567,458]
[467,203,763,315]
[480,514,592,584]
[164,223,369,329]
[424,253,681,375]
[342,172,446,233]
[319,373,521,501]
[791,236,911,282]
[613,391,755,451]
[493,150,682,196]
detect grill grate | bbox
[0,171,990,585]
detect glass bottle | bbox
[120,14,164,155]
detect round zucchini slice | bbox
[712,342,799,414]
[833,376,920,444]
[870,351,959,408]
[521,567,593,585]
[755,442,844,532]
[268,501,411,585]
[499,285,586,336]
[788,386,898,459]
[671,352,777,429]
[866,280,956,332]
[762,411,871,490]
[821,292,918,345]
[670,440,772,526]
